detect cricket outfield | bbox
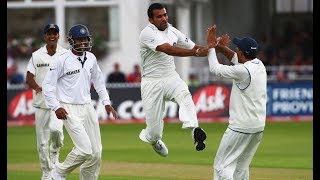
[8,122,312,179]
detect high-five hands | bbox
[207,25,218,49]
[218,34,231,47]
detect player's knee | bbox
[38,141,49,151]
[90,151,102,164]
[51,131,63,148]
[74,147,93,158]
[175,91,192,105]
[39,141,48,147]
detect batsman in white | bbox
[26,24,67,180]
[206,25,267,180]
[42,24,118,180]
[138,3,208,157]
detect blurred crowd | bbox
[7,21,313,85]
[106,63,141,83]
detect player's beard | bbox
[159,22,168,31]
[74,42,92,52]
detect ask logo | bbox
[193,85,231,118]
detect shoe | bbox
[192,127,207,151]
[152,140,168,157]
[51,168,66,180]
[41,171,52,180]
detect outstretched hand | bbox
[206,25,217,48]
[105,105,118,119]
[218,34,231,47]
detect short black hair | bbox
[243,51,257,59]
[148,3,165,18]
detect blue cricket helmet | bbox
[67,24,93,52]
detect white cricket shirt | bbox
[208,49,267,133]
[27,44,68,109]
[42,50,111,111]
[139,23,195,78]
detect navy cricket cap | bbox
[43,24,59,34]
[232,37,258,58]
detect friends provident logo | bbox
[193,85,230,118]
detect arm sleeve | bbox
[27,55,36,74]
[91,59,111,106]
[140,29,167,52]
[171,27,195,49]
[230,53,241,65]
[42,59,63,111]
[208,48,249,81]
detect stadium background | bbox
[7,0,313,179]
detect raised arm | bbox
[215,34,234,59]
[206,25,248,80]
[156,43,207,57]
[216,34,240,64]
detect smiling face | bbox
[149,8,168,31]
[44,29,59,46]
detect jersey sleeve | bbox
[27,55,36,74]
[231,53,241,65]
[171,26,195,49]
[208,48,249,81]
[42,57,64,111]
[91,57,111,106]
[140,28,167,52]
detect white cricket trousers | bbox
[213,128,263,180]
[35,108,64,174]
[139,72,199,143]
[55,103,102,180]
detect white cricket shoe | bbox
[152,140,168,157]
[51,168,66,180]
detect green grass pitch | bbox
[7,121,312,179]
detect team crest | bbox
[80,28,86,34]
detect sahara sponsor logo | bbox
[8,89,35,120]
[192,85,230,118]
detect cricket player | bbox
[42,24,118,180]
[26,24,67,180]
[206,25,267,180]
[138,3,208,157]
